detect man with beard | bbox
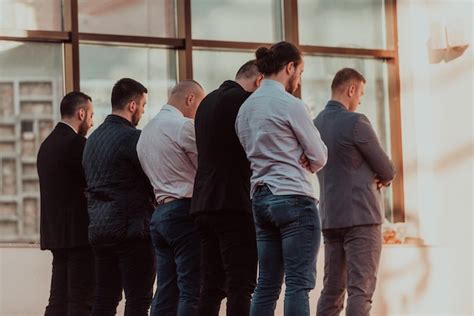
[235,41,328,316]
[190,60,262,316]
[37,91,95,315]
[82,78,156,316]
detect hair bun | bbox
[255,46,271,60]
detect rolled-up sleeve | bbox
[179,120,198,169]
[288,101,328,172]
[354,114,395,182]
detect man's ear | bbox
[187,93,195,106]
[286,61,295,75]
[77,107,85,121]
[256,74,264,87]
[128,100,137,113]
[348,84,356,98]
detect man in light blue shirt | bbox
[236,41,327,316]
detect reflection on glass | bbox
[193,50,254,94]
[80,44,177,132]
[0,0,63,31]
[78,0,176,37]
[0,41,64,241]
[192,0,282,42]
[298,0,386,49]
[301,56,393,220]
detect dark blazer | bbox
[191,80,252,214]
[82,115,154,246]
[37,123,89,250]
[314,101,395,229]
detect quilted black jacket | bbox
[82,115,154,246]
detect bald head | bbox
[168,80,205,119]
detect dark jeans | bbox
[45,247,95,316]
[194,211,258,316]
[316,224,382,316]
[150,198,201,316]
[250,186,321,316]
[92,238,155,316]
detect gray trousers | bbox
[316,224,382,316]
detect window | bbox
[0,0,403,243]
[0,41,64,241]
[192,0,282,42]
[193,50,254,93]
[298,0,387,49]
[78,0,176,37]
[80,44,177,131]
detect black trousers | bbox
[45,247,95,316]
[92,238,156,316]
[194,212,258,316]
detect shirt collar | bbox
[261,79,285,91]
[327,100,348,111]
[59,121,77,134]
[162,104,184,117]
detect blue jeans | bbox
[250,186,321,316]
[149,199,200,316]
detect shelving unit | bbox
[0,78,58,242]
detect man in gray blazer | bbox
[314,68,395,316]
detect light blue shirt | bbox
[137,104,197,202]
[235,79,327,199]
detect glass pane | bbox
[0,41,64,242]
[79,0,176,37]
[80,44,177,132]
[298,0,386,49]
[192,0,282,42]
[301,56,393,220]
[193,50,254,93]
[0,0,63,31]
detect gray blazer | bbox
[314,101,395,229]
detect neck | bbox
[61,118,79,133]
[167,101,189,118]
[111,110,133,123]
[235,78,254,92]
[265,72,288,90]
[331,96,350,110]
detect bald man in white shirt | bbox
[137,80,205,316]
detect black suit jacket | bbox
[37,123,89,250]
[191,80,252,214]
[314,101,395,229]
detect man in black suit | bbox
[191,60,263,316]
[314,68,395,316]
[37,91,95,316]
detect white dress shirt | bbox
[235,79,328,199]
[137,104,197,202]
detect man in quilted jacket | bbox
[82,78,155,316]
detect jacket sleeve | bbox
[353,114,395,182]
[287,100,328,172]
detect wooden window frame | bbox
[0,0,404,222]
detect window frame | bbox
[0,0,405,242]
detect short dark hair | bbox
[60,91,92,118]
[111,78,148,111]
[331,68,366,92]
[235,59,260,80]
[255,41,302,76]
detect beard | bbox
[77,120,89,137]
[131,109,142,127]
[286,73,299,95]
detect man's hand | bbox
[299,153,314,173]
[375,177,391,190]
